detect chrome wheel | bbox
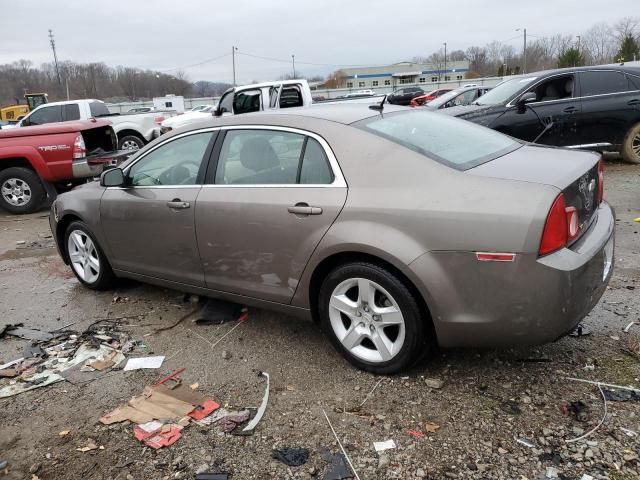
[328,278,406,363]
[633,133,640,158]
[1,178,31,207]
[67,230,100,283]
[120,139,140,151]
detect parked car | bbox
[16,99,177,151]
[215,80,314,116]
[410,88,453,107]
[344,89,376,98]
[50,104,613,373]
[160,105,216,134]
[0,119,129,213]
[423,86,492,110]
[127,107,156,113]
[442,66,640,164]
[387,87,424,105]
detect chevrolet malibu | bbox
[50,104,614,374]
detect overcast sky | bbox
[0,0,633,83]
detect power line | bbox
[156,52,231,72]
[236,50,396,68]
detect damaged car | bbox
[50,104,614,373]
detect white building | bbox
[338,61,470,89]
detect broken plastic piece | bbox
[373,439,396,452]
[240,371,269,434]
[271,447,310,466]
[188,399,220,421]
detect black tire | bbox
[117,134,145,151]
[621,123,640,165]
[64,221,116,290]
[0,167,46,214]
[318,262,430,374]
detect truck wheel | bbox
[621,123,640,164]
[0,167,46,214]
[118,135,144,151]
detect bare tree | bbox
[582,22,617,65]
[613,16,640,43]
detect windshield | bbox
[354,110,520,170]
[474,77,537,105]
[426,89,461,107]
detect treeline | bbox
[0,60,194,106]
[420,17,640,77]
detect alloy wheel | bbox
[1,178,31,207]
[67,230,100,284]
[328,277,406,363]
[121,140,140,151]
[633,133,640,158]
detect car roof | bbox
[506,64,640,79]
[32,99,102,108]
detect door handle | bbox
[288,203,322,216]
[167,200,190,209]
[628,99,640,106]
[563,106,578,113]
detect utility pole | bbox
[48,29,62,89]
[575,35,581,67]
[516,28,527,73]
[292,54,296,79]
[443,42,447,82]
[232,46,237,86]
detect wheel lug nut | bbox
[369,325,375,332]
[373,315,380,322]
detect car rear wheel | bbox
[0,167,46,214]
[318,262,428,374]
[621,123,640,164]
[64,221,116,290]
[118,134,144,151]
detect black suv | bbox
[387,86,424,106]
[443,66,640,163]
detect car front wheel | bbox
[621,122,640,164]
[318,262,429,374]
[64,221,116,290]
[0,167,46,214]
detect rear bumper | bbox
[71,150,133,179]
[410,202,615,348]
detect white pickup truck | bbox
[16,99,177,150]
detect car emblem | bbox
[588,179,595,193]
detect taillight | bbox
[154,115,165,125]
[73,134,86,159]
[565,206,580,240]
[598,159,604,204]
[539,194,568,256]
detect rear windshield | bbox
[89,101,111,117]
[353,110,520,170]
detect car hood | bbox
[469,144,600,190]
[439,103,499,117]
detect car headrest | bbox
[239,137,279,172]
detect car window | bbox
[300,138,333,184]
[27,105,62,125]
[233,89,262,114]
[62,103,80,121]
[215,130,305,185]
[280,85,303,108]
[628,75,640,90]
[218,90,234,113]
[354,110,520,171]
[90,101,111,117]
[580,71,629,96]
[127,132,212,186]
[269,86,280,108]
[475,76,537,105]
[527,74,574,102]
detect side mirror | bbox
[517,92,537,109]
[100,168,125,187]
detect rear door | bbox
[195,126,347,303]
[577,70,640,146]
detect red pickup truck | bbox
[0,119,128,214]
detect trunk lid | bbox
[470,144,602,241]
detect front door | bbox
[505,73,582,146]
[195,127,347,304]
[100,130,216,285]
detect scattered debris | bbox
[0,460,7,470]
[123,355,165,371]
[405,429,425,439]
[424,377,444,389]
[373,439,396,452]
[516,437,535,448]
[359,377,384,408]
[500,400,522,415]
[624,321,639,333]
[239,371,269,435]
[565,385,607,443]
[322,410,361,480]
[194,298,247,325]
[195,474,230,480]
[76,439,101,452]
[58,430,70,437]
[602,388,640,401]
[620,427,638,437]
[200,408,251,433]
[2,325,54,342]
[565,376,640,394]
[561,401,590,422]
[271,447,310,466]
[134,421,183,449]
[569,322,592,337]
[425,421,440,433]
[320,447,352,480]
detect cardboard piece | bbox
[123,356,165,371]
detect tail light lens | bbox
[539,194,568,256]
[73,134,86,159]
[154,115,165,125]
[565,206,580,240]
[598,159,604,204]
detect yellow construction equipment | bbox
[1,93,48,122]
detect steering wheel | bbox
[158,159,201,185]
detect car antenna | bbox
[369,95,387,111]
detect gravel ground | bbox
[0,161,639,480]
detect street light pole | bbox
[292,54,296,79]
[232,46,237,87]
[443,42,447,82]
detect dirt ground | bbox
[0,161,639,480]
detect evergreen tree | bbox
[557,48,586,68]
[615,34,640,62]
